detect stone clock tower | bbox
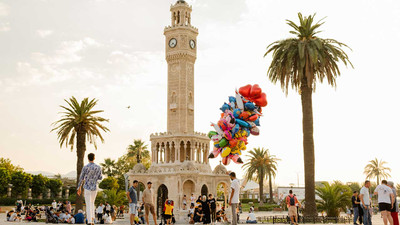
[127,1,230,222]
[164,0,198,134]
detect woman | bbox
[183,195,187,210]
[66,201,72,214]
[201,195,211,224]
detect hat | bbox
[147,181,152,184]
[388,181,394,186]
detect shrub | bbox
[0,198,74,206]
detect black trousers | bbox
[211,208,216,222]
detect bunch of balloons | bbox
[208,84,268,165]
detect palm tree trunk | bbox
[268,173,274,203]
[259,175,264,206]
[301,82,317,217]
[76,130,86,211]
[377,175,379,185]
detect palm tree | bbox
[264,13,352,216]
[242,148,279,205]
[127,139,149,164]
[316,181,352,217]
[51,96,109,210]
[100,158,117,177]
[364,158,391,185]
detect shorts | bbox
[145,203,155,215]
[164,214,172,219]
[379,203,392,212]
[288,206,297,217]
[129,203,137,215]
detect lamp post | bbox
[7,184,13,198]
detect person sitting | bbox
[188,204,195,224]
[246,210,257,224]
[64,211,72,223]
[138,204,145,224]
[74,209,85,224]
[194,205,204,223]
[216,207,228,222]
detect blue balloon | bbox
[254,118,260,126]
[220,103,231,112]
[236,119,251,128]
[229,96,236,103]
[244,102,256,111]
[244,128,251,136]
[231,124,240,136]
[233,109,241,118]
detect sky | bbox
[1,0,400,187]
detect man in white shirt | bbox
[374,180,395,225]
[52,200,57,209]
[360,180,372,225]
[246,209,257,224]
[229,172,240,225]
[96,203,104,223]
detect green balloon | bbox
[208,131,218,139]
[219,138,228,148]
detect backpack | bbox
[288,195,296,206]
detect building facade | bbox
[127,0,230,222]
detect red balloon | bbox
[250,84,262,98]
[222,157,231,165]
[254,92,267,107]
[239,84,252,97]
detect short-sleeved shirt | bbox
[248,212,256,221]
[129,186,138,204]
[351,196,360,208]
[230,179,240,204]
[190,196,195,204]
[143,188,153,204]
[375,184,393,204]
[286,194,299,206]
[208,198,216,209]
[77,162,103,191]
[360,186,370,205]
[164,204,173,215]
[74,213,84,224]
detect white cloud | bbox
[0,22,10,32]
[36,29,53,38]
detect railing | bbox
[242,216,352,224]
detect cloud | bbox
[36,29,53,38]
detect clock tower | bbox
[164,0,198,134]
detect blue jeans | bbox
[353,207,359,224]
[362,205,371,225]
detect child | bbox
[164,200,174,225]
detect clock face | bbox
[189,40,196,49]
[169,38,177,48]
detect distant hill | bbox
[27,171,77,178]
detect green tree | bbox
[264,13,352,216]
[99,177,119,190]
[0,167,11,196]
[51,97,110,210]
[31,174,49,198]
[96,189,127,206]
[347,182,362,193]
[127,139,150,165]
[316,181,352,217]
[100,158,117,177]
[242,148,279,205]
[46,179,63,197]
[11,171,33,197]
[364,158,391,185]
[0,158,23,172]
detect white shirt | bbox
[375,184,393,204]
[190,196,195,204]
[230,178,240,204]
[248,212,256,221]
[360,186,370,205]
[52,202,57,209]
[96,206,104,214]
[9,213,17,221]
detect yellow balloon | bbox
[221,147,231,158]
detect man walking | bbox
[127,180,139,225]
[360,180,372,225]
[286,190,301,225]
[388,181,399,225]
[374,180,395,225]
[142,181,157,225]
[229,172,240,225]
[352,191,361,225]
[77,153,102,225]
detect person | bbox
[183,195,187,210]
[66,201,72,214]
[246,210,257,224]
[360,180,372,225]
[164,200,174,225]
[118,205,125,218]
[208,194,217,224]
[128,180,139,225]
[286,190,301,225]
[8,210,22,222]
[190,194,196,207]
[196,196,203,208]
[111,205,117,221]
[77,153,103,225]
[201,195,211,224]
[74,209,85,224]
[352,191,361,225]
[52,200,57,210]
[374,180,395,225]
[96,203,104,223]
[142,181,157,225]
[105,202,111,216]
[229,172,240,225]
[388,181,399,225]
[216,207,228,223]
[104,212,113,224]
[138,203,145,224]
[64,211,72,223]
[188,204,195,223]
[194,205,204,223]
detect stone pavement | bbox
[0,211,385,225]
